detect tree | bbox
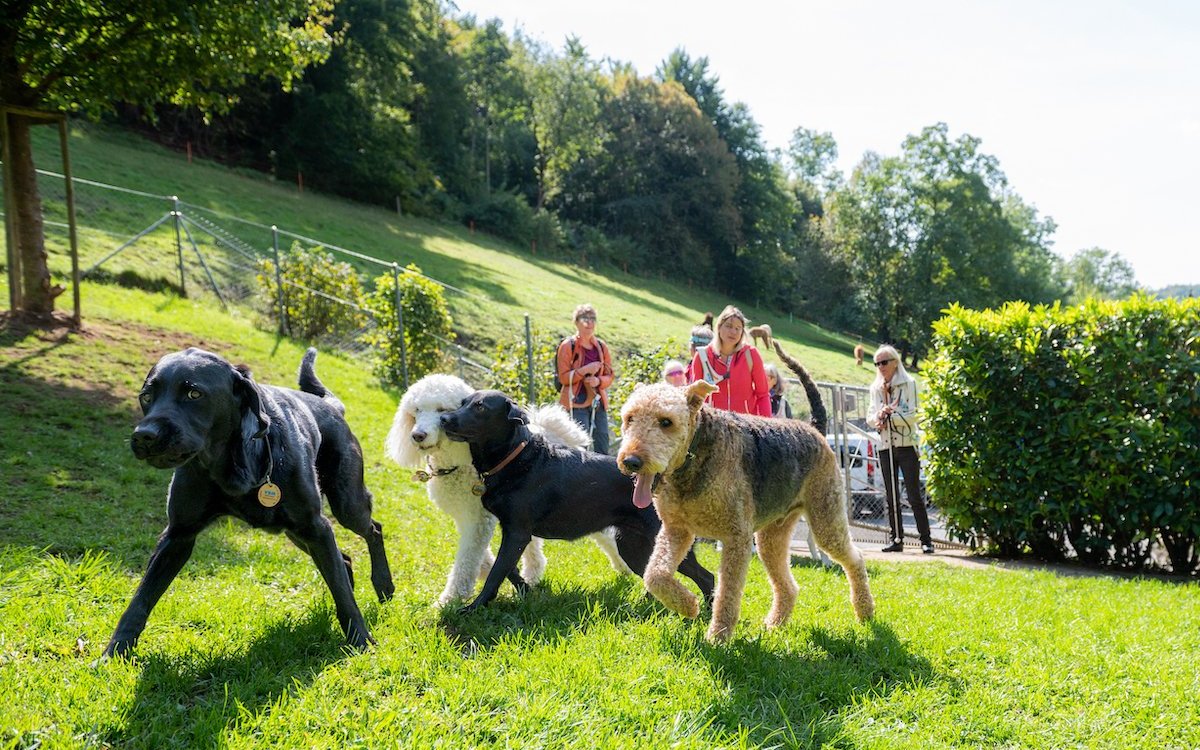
[1,0,335,313]
[828,124,1064,363]
[1063,247,1140,302]
[787,126,841,192]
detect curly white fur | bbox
[386,374,630,606]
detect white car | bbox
[825,431,928,517]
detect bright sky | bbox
[453,0,1199,289]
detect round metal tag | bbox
[257,482,282,507]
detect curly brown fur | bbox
[618,381,873,642]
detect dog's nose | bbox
[131,423,162,455]
[411,430,427,443]
[621,454,643,472]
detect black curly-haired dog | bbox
[440,390,714,613]
[104,347,394,658]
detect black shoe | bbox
[881,542,904,553]
[921,544,935,554]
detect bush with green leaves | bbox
[255,242,368,340]
[923,295,1200,573]
[488,325,559,406]
[361,264,455,388]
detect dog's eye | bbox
[658,418,673,429]
[138,391,152,407]
[473,402,484,412]
[186,388,203,401]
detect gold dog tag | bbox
[471,482,485,496]
[411,470,432,483]
[258,482,282,507]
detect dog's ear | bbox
[685,381,718,412]
[504,400,528,424]
[233,366,270,439]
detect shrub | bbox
[923,295,1200,573]
[361,264,455,388]
[488,325,560,406]
[256,242,368,341]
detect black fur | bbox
[773,340,827,433]
[440,390,715,613]
[105,347,394,658]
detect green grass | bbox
[14,120,873,386]
[2,284,1199,749]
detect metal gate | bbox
[790,380,964,552]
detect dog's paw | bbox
[704,622,734,644]
[102,637,135,660]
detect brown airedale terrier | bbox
[617,345,874,642]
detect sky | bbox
[451,0,1199,289]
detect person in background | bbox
[867,344,934,554]
[764,363,792,418]
[689,305,771,416]
[687,313,714,382]
[662,359,687,387]
[556,304,615,453]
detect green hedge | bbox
[923,295,1200,573]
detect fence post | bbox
[172,196,186,297]
[271,225,287,336]
[525,313,534,404]
[392,263,409,391]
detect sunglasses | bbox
[576,316,596,323]
[665,369,685,377]
[874,359,895,367]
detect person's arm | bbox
[867,385,884,430]
[749,347,772,417]
[556,340,575,392]
[597,340,614,391]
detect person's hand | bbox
[579,362,601,376]
[584,375,600,388]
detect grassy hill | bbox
[13,120,874,388]
[1,283,1197,748]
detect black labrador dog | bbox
[104,347,394,658]
[440,390,714,613]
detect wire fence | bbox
[4,166,538,394]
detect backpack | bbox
[553,336,606,391]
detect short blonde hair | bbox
[572,304,597,322]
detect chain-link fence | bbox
[6,167,544,395]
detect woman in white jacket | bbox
[867,345,934,554]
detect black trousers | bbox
[879,445,931,545]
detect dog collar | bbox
[471,440,528,496]
[412,459,460,483]
[255,435,282,507]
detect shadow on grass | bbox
[102,608,359,748]
[681,619,934,747]
[437,576,666,652]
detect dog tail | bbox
[298,347,346,415]
[773,340,827,434]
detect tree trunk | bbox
[7,114,62,313]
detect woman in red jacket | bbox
[689,305,771,416]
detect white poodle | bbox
[386,373,631,606]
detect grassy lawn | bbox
[15,121,873,388]
[1,282,1197,749]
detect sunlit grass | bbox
[2,284,1198,748]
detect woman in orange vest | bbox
[556,304,615,453]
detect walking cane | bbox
[884,384,904,547]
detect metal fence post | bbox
[172,196,186,297]
[392,263,409,390]
[524,313,534,404]
[271,226,287,336]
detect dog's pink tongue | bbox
[632,472,656,509]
